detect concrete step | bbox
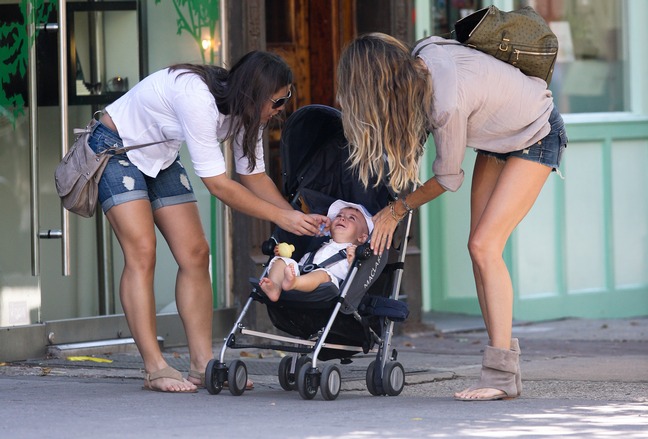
[47,337,163,358]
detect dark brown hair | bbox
[170,51,293,171]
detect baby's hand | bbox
[346,245,357,264]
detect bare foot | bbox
[187,370,205,387]
[148,377,197,393]
[454,387,508,401]
[281,264,298,291]
[144,366,198,393]
[259,277,281,302]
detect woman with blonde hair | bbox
[336,33,567,401]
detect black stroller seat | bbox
[204,105,413,400]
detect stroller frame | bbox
[204,105,413,400]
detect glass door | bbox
[0,0,142,361]
[0,0,66,335]
[1,0,236,363]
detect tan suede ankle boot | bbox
[510,338,522,396]
[456,345,519,401]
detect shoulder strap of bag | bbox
[73,125,175,156]
[106,138,175,155]
[413,38,464,58]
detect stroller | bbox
[204,105,413,400]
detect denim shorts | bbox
[477,106,568,171]
[88,121,196,213]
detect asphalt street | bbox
[1,313,646,438]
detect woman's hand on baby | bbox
[370,205,398,255]
[281,210,328,236]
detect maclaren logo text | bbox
[363,254,382,289]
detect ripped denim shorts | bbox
[88,121,196,213]
[477,106,568,171]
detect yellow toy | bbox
[277,243,295,258]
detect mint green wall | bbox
[421,113,648,323]
[416,0,648,320]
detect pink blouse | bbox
[413,36,554,192]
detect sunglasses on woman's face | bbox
[269,88,292,109]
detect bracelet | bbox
[388,201,406,222]
[400,197,414,213]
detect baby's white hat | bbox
[327,200,374,234]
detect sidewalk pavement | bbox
[1,312,647,438]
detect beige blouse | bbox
[413,36,554,192]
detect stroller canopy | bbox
[280,105,392,215]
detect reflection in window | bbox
[420,0,480,37]
[420,0,626,114]
[520,0,626,113]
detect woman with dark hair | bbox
[337,33,568,401]
[89,51,328,393]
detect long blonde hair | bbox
[336,33,432,193]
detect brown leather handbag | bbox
[416,6,558,85]
[455,5,559,84]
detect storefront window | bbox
[519,0,626,113]
[418,0,627,114]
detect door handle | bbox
[39,230,63,239]
[28,0,71,276]
[37,22,59,31]
[27,0,39,276]
[58,0,71,276]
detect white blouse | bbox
[105,68,265,178]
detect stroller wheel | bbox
[365,360,384,396]
[382,361,405,396]
[278,356,297,391]
[278,355,311,391]
[320,364,341,401]
[296,356,312,376]
[227,360,248,396]
[297,366,319,400]
[205,359,224,395]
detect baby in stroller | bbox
[204,105,411,400]
[259,200,373,301]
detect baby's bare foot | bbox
[281,264,298,291]
[259,277,281,302]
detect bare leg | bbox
[282,266,331,292]
[455,156,551,400]
[469,154,506,337]
[259,259,288,302]
[155,203,214,386]
[107,200,196,392]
